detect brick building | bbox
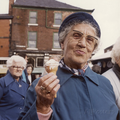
[0,14,13,57]
[9,0,93,75]
[0,14,13,77]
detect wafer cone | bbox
[45,66,58,75]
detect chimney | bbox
[9,0,14,15]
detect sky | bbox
[0,0,120,57]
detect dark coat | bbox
[18,67,119,120]
[0,73,28,120]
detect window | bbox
[53,33,60,49]
[29,11,37,24]
[54,13,62,25]
[37,57,44,67]
[28,32,37,48]
[0,60,6,64]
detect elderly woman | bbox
[18,12,119,120]
[103,37,120,109]
[0,55,29,120]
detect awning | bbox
[0,57,10,60]
[0,67,8,74]
[32,67,45,74]
[91,51,111,61]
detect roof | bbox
[14,0,94,11]
[91,51,111,61]
[0,14,13,19]
[0,57,10,60]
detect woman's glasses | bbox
[11,66,24,70]
[72,30,98,46]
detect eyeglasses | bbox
[72,30,99,46]
[11,66,24,70]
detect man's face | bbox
[9,61,24,80]
[61,23,97,69]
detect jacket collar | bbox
[85,67,99,86]
[4,72,28,97]
[4,72,15,86]
[57,66,99,86]
[4,72,26,86]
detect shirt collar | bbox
[58,60,99,86]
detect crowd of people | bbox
[0,12,120,120]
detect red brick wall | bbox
[9,0,14,15]
[0,20,10,57]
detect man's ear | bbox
[61,43,64,50]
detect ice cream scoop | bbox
[45,59,59,75]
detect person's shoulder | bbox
[102,68,113,76]
[0,76,5,84]
[102,68,115,80]
[97,72,114,91]
[97,73,116,101]
[0,74,9,85]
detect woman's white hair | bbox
[111,36,120,63]
[7,55,26,69]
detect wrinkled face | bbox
[27,67,32,75]
[9,61,24,80]
[61,23,98,69]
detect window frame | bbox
[28,31,37,48]
[53,32,60,49]
[54,13,62,25]
[36,57,44,67]
[29,11,37,24]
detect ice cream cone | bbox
[45,66,58,75]
[44,59,59,98]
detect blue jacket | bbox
[18,66,119,120]
[0,73,28,120]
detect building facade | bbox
[9,0,93,75]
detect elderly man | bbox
[103,37,120,109]
[0,55,29,120]
[18,12,119,120]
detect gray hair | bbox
[7,55,26,69]
[58,21,100,53]
[111,36,120,63]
